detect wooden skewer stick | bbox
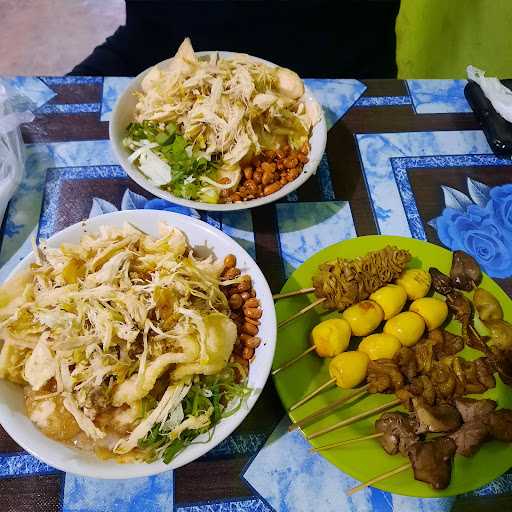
[311,432,384,452]
[272,346,316,376]
[307,398,401,440]
[289,385,369,431]
[289,377,336,411]
[278,297,326,329]
[273,287,316,300]
[346,462,411,496]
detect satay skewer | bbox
[289,386,369,430]
[346,463,411,496]
[276,246,411,329]
[272,346,316,375]
[312,432,384,452]
[278,298,326,329]
[307,399,401,440]
[273,287,315,300]
[289,377,338,411]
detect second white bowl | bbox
[109,51,327,211]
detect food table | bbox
[0,75,511,512]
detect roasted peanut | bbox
[224,254,236,269]
[244,336,261,349]
[244,307,262,319]
[244,317,260,326]
[253,170,262,184]
[284,157,298,169]
[243,298,260,308]
[236,276,252,292]
[239,333,253,343]
[229,193,242,202]
[245,180,258,194]
[229,294,243,310]
[242,346,255,360]
[250,290,256,298]
[243,167,253,180]
[240,291,251,301]
[287,168,300,180]
[217,177,231,184]
[263,182,282,196]
[223,267,241,280]
[242,322,259,335]
[262,170,275,186]
[261,162,276,173]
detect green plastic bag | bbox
[396,0,512,78]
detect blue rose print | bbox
[488,184,512,235]
[431,179,512,279]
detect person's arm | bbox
[69,1,177,76]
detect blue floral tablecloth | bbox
[0,75,511,512]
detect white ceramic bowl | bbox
[109,51,327,211]
[0,210,276,478]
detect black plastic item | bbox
[464,79,512,158]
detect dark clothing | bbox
[71,0,399,78]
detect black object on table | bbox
[465,79,512,159]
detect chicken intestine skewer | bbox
[276,246,411,328]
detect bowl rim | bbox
[109,50,327,211]
[0,210,276,478]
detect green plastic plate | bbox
[273,236,512,497]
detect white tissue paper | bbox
[0,83,34,228]
[467,65,512,123]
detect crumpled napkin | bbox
[467,65,512,123]
[0,83,34,227]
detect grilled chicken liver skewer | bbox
[408,437,457,490]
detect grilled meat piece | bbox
[462,357,495,394]
[446,291,473,334]
[474,357,496,390]
[367,359,405,394]
[429,362,460,401]
[375,412,419,456]
[450,422,489,457]
[449,356,495,395]
[413,397,462,434]
[424,329,464,360]
[395,346,418,381]
[408,437,457,490]
[450,250,482,291]
[414,339,436,374]
[454,397,497,423]
[467,324,489,353]
[486,347,512,387]
[429,268,453,295]
[434,330,465,359]
[409,375,437,406]
[486,319,512,351]
[473,288,503,323]
[485,410,512,442]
